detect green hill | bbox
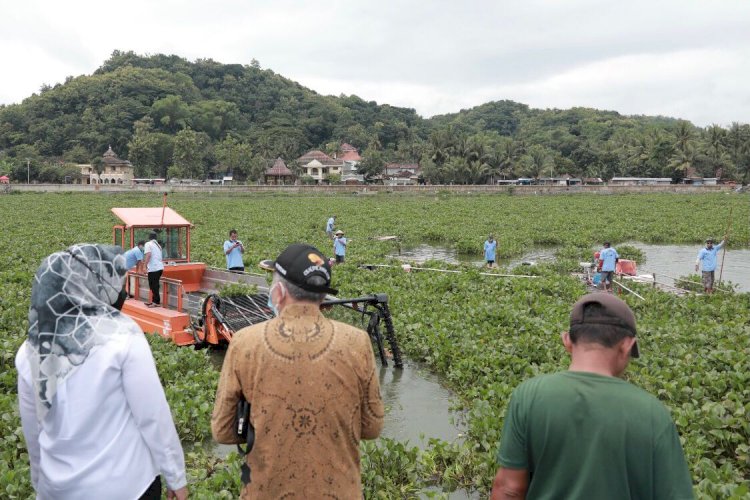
[1,50,748,183]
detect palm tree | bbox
[428,129,452,167]
[705,125,729,178]
[626,136,652,176]
[674,120,694,155]
[667,144,695,182]
[521,145,552,179]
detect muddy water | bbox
[390,243,556,268]
[392,244,483,266]
[377,360,464,445]
[389,242,750,292]
[625,243,750,292]
[208,349,464,448]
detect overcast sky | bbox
[1,0,749,126]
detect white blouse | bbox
[16,334,186,499]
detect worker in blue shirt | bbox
[123,241,145,298]
[598,242,619,292]
[326,215,337,239]
[484,235,498,268]
[333,230,348,263]
[223,229,245,272]
[695,238,725,294]
[123,241,145,271]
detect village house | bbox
[78,146,134,184]
[297,143,363,184]
[383,163,421,185]
[609,177,672,186]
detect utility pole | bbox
[26,158,30,184]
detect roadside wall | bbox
[7,183,738,195]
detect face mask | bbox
[266,283,282,316]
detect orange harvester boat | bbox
[112,205,270,346]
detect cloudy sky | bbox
[1,0,748,126]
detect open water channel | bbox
[389,243,750,292]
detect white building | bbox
[79,146,134,184]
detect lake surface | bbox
[391,244,483,266]
[378,360,464,446]
[390,243,556,268]
[625,242,750,292]
[389,242,750,292]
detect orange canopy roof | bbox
[111,207,192,227]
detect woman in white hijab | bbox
[16,244,188,499]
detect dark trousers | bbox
[138,476,161,499]
[148,270,163,304]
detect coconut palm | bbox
[674,120,694,155]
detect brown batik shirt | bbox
[211,303,384,499]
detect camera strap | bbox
[236,398,255,485]
[237,424,255,485]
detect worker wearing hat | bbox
[695,237,725,294]
[491,293,692,499]
[333,229,348,263]
[212,243,383,499]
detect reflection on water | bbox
[391,244,482,266]
[388,242,750,292]
[390,243,558,270]
[506,248,558,267]
[625,243,750,292]
[378,359,464,446]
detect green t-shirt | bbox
[497,371,694,500]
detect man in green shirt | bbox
[491,293,694,500]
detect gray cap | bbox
[570,293,639,358]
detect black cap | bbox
[570,293,639,358]
[270,243,338,295]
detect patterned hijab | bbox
[26,243,140,418]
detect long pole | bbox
[717,205,733,285]
[160,192,168,226]
[612,279,645,301]
[362,263,538,278]
[26,158,30,184]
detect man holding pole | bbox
[695,238,725,294]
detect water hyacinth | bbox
[0,192,748,498]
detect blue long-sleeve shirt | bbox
[697,241,724,272]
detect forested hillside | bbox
[1,51,749,183]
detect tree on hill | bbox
[2,50,750,184]
[171,128,209,179]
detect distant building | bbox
[582,177,604,185]
[264,158,296,185]
[298,144,363,183]
[384,163,421,185]
[298,150,341,183]
[610,177,672,186]
[78,146,134,184]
